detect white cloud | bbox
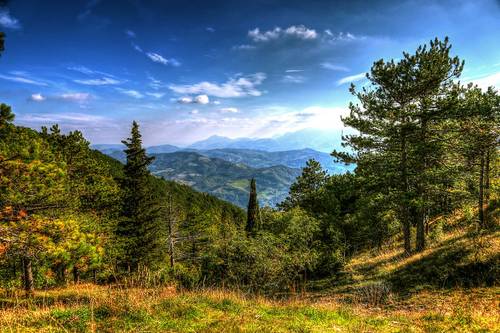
[220,107,238,113]
[59,93,91,102]
[146,92,165,99]
[284,25,317,39]
[468,71,500,90]
[321,62,349,71]
[0,9,21,30]
[213,100,221,105]
[146,52,168,65]
[178,96,193,104]
[194,94,209,104]
[206,27,215,33]
[0,73,47,86]
[117,89,144,98]
[29,93,46,102]
[169,73,266,98]
[337,72,367,85]
[190,109,199,114]
[323,30,362,42]
[285,69,304,73]
[177,94,210,104]
[74,77,122,85]
[248,25,317,42]
[282,75,305,83]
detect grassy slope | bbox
[1,208,498,332]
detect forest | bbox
[1,35,499,332]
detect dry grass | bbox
[1,283,498,332]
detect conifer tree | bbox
[117,121,161,272]
[279,159,328,212]
[246,178,259,235]
[333,37,463,255]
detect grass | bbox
[1,207,498,332]
[1,284,498,332]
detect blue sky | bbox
[0,0,499,145]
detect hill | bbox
[149,151,302,207]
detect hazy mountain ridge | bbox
[187,129,345,153]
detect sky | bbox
[0,0,499,146]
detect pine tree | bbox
[117,121,161,272]
[246,178,259,235]
[279,159,328,212]
[333,37,463,255]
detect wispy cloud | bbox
[220,107,238,113]
[321,62,349,71]
[0,72,47,86]
[125,29,136,38]
[206,27,215,33]
[323,30,363,42]
[232,44,257,51]
[248,25,317,42]
[282,75,305,83]
[28,92,91,103]
[58,93,92,102]
[74,77,122,85]
[116,88,144,98]
[145,52,180,66]
[337,72,367,85]
[169,73,266,98]
[148,75,167,90]
[146,52,168,65]
[19,112,106,124]
[68,65,116,77]
[0,9,21,30]
[146,92,165,99]
[285,69,304,73]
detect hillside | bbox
[149,151,302,207]
[2,207,498,333]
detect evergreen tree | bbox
[279,159,328,212]
[333,37,463,255]
[246,178,259,235]
[117,121,161,272]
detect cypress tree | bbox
[117,121,161,272]
[246,178,259,235]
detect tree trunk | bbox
[416,211,425,252]
[478,154,485,228]
[72,266,80,284]
[22,257,34,296]
[484,150,490,226]
[401,133,411,256]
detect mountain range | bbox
[92,129,352,207]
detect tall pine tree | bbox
[117,121,162,272]
[246,178,259,235]
[333,37,463,255]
